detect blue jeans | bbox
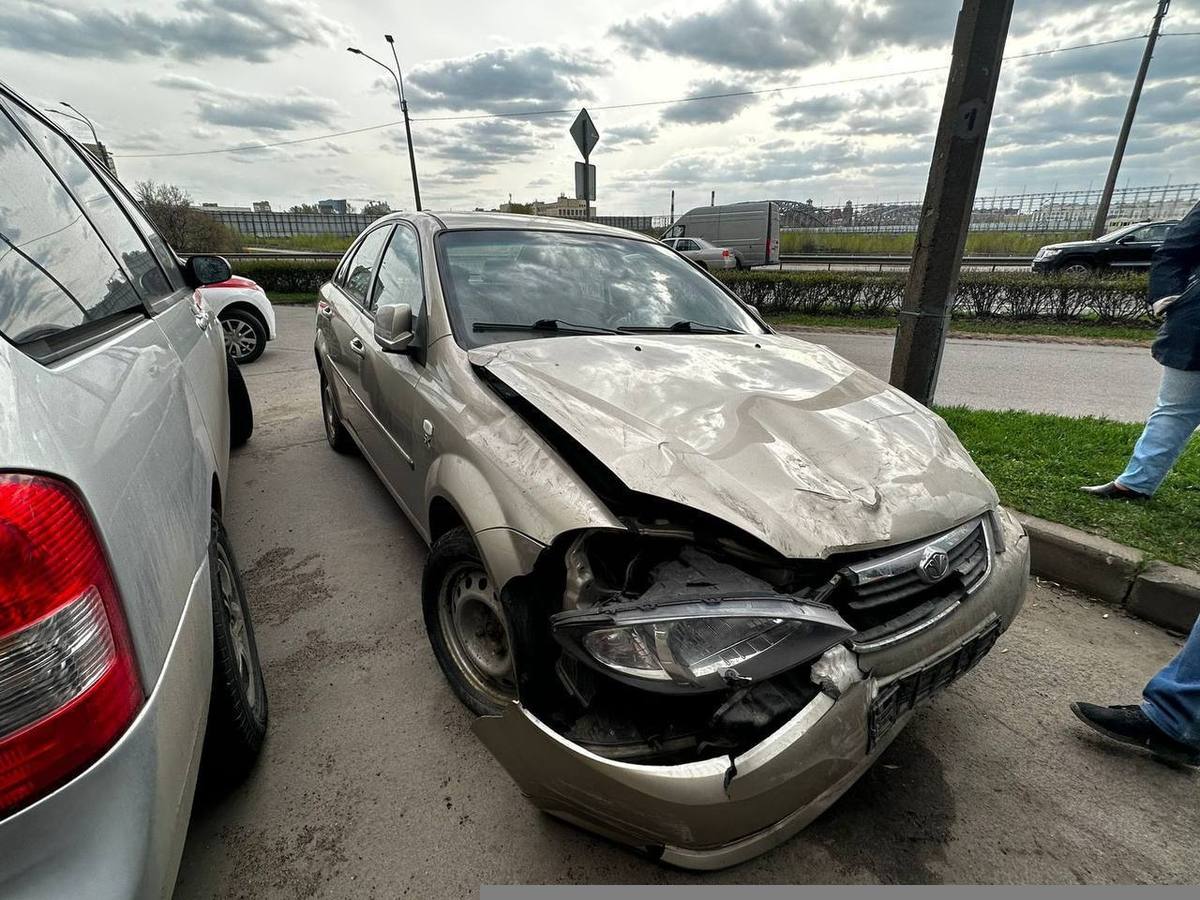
[1143,614,1200,749]
[1116,365,1200,495]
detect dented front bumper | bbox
[473,511,1029,870]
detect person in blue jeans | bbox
[1073,202,1200,766]
[1072,615,1200,767]
[1081,199,1200,501]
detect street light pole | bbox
[59,101,100,145]
[347,40,422,211]
[1089,0,1170,238]
[45,108,94,137]
[385,35,422,214]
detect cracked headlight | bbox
[552,596,856,693]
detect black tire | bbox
[219,308,267,364]
[1058,260,1094,277]
[422,527,517,716]
[227,358,253,449]
[200,511,268,790]
[319,368,356,454]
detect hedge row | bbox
[713,270,1154,324]
[229,257,1154,326]
[230,258,337,293]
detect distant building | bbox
[500,194,592,219]
[318,198,350,215]
[81,142,116,177]
[200,202,252,213]
[252,200,273,213]
[534,195,590,219]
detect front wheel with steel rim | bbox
[423,526,517,715]
[200,511,268,792]
[219,309,267,364]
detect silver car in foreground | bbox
[0,84,267,897]
[314,212,1028,869]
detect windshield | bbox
[1098,223,1149,242]
[437,229,764,348]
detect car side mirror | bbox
[185,254,232,286]
[374,303,414,353]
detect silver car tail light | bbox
[0,474,142,819]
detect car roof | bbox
[377,210,656,242]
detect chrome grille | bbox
[840,516,993,650]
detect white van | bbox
[662,201,781,268]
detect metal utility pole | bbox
[348,38,422,211]
[889,0,1014,406]
[670,189,675,225]
[1090,0,1170,238]
[570,110,599,220]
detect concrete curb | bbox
[1014,512,1200,633]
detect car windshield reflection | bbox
[437,229,763,348]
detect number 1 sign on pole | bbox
[570,109,599,220]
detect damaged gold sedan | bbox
[313,212,1030,869]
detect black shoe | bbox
[1079,481,1150,501]
[1071,702,1200,767]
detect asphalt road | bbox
[174,309,1196,896]
[789,328,1160,423]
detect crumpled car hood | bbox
[470,334,997,559]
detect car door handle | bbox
[349,337,366,356]
[317,303,334,319]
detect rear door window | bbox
[1141,224,1173,243]
[0,103,146,350]
[6,102,173,304]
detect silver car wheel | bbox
[438,563,516,703]
[215,542,262,714]
[222,317,259,360]
[1060,263,1092,277]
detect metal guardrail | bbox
[779,253,1033,272]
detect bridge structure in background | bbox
[196,183,1198,244]
[776,182,1200,233]
[195,207,387,238]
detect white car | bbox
[662,235,738,270]
[202,275,277,363]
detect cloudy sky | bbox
[2,0,1197,216]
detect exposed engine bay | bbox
[498,505,999,766]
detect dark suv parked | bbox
[1031,221,1178,275]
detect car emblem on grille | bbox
[917,547,951,584]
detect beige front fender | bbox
[425,452,621,586]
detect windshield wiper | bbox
[472,318,619,336]
[617,320,741,335]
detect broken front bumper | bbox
[474,510,1029,870]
